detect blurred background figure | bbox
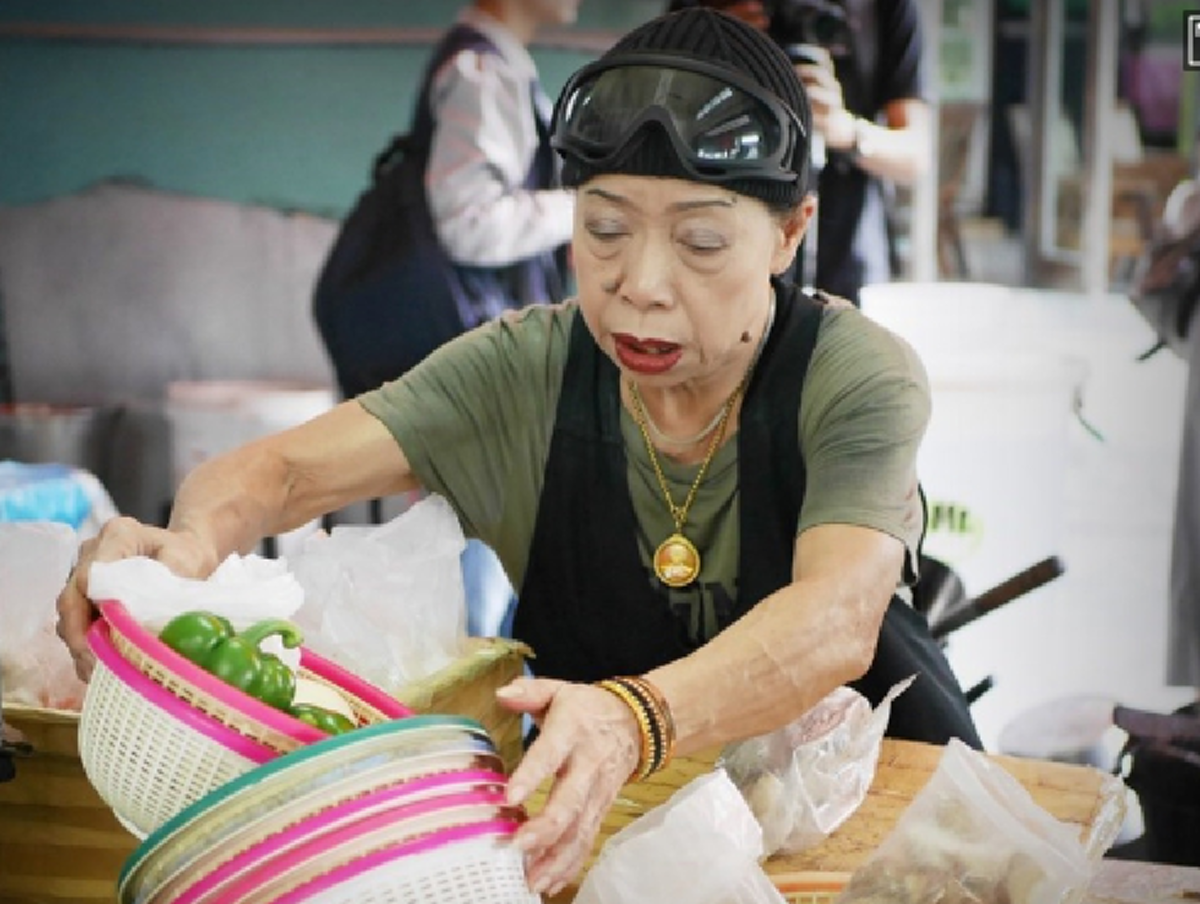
[1128,176,1200,700]
[314,0,582,637]
[666,0,931,304]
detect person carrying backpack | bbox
[313,0,580,637]
[1130,177,1200,702]
[314,0,577,397]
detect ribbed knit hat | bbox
[557,7,812,208]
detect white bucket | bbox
[860,281,1066,359]
[165,381,335,558]
[916,354,1083,596]
[861,283,1084,596]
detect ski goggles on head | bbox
[551,53,807,185]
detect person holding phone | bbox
[667,0,931,304]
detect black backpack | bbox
[312,130,470,399]
[312,25,566,399]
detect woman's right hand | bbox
[55,516,220,681]
[496,677,642,897]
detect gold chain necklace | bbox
[628,372,747,589]
[640,396,730,448]
[627,298,775,588]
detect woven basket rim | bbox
[255,819,525,904]
[95,599,410,752]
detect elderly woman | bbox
[57,8,978,897]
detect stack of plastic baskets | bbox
[79,599,412,838]
[117,715,537,904]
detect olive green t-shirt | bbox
[361,299,929,639]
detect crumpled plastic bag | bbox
[0,521,87,710]
[575,769,787,904]
[835,738,1120,904]
[720,677,913,857]
[88,552,305,669]
[288,494,468,694]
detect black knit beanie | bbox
[557,8,813,209]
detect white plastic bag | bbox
[0,522,87,709]
[289,494,468,693]
[575,770,787,904]
[721,678,912,856]
[835,738,1111,904]
[88,552,306,669]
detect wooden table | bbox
[540,738,1197,903]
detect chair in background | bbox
[1007,102,1191,281]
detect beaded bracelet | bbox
[621,675,677,772]
[595,679,657,781]
[595,675,678,781]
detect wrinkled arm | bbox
[647,522,901,754]
[501,522,902,896]
[56,402,414,677]
[166,400,415,556]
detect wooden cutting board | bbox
[540,737,1126,903]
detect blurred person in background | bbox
[314,0,581,638]
[1129,177,1200,702]
[667,0,931,304]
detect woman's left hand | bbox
[496,677,641,897]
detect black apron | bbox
[516,281,980,747]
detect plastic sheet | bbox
[720,679,911,856]
[290,494,468,693]
[575,770,787,904]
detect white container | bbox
[860,282,1065,359]
[861,283,1084,596]
[915,354,1083,595]
[165,381,335,557]
[166,381,335,489]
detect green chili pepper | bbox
[159,614,301,711]
[288,703,357,735]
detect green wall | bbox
[0,2,660,216]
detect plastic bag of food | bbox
[575,770,787,904]
[834,738,1119,904]
[720,678,912,856]
[0,521,87,710]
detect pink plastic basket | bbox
[80,621,274,838]
[173,786,516,904]
[222,821,534,904]
[142,768,510,904]
[121,725,503,904]
[97,599,411,750]
[80,599,413,838]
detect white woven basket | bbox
[79,647,261,839]
[290,836,541,904]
